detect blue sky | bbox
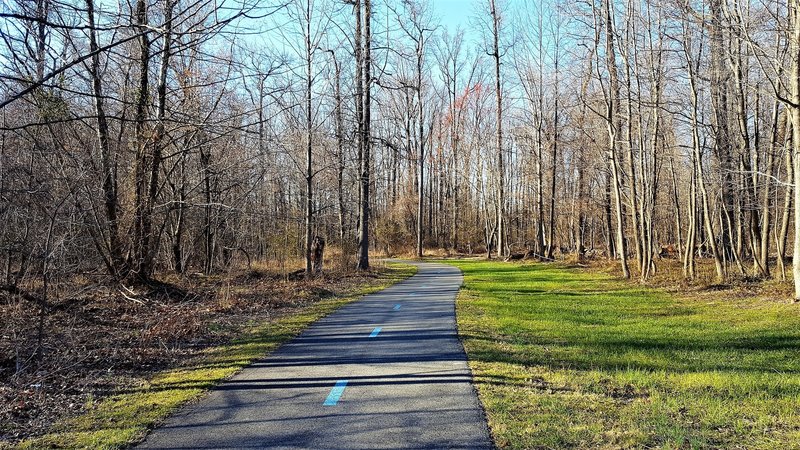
[431,0,477,33]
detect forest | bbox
[3,0,800,445]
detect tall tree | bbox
[598,0,630,278]
[356,0,372,270]
[790,0,800,300]
[85,0,122,276]
[489,0,506,258]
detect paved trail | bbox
[139,261,493,450]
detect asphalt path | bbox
[138,261,493,450]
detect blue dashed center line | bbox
[369,327,382,337]
[393,304,401,310]
[323,380,348,406]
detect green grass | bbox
[11,263,416,450]
[449,260,800,449]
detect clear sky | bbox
[431,0,477,33]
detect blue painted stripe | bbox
[369,327,382,337]
[323,380,348,406]
[393,304,401,310]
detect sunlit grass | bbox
[12,263,416,450]
[450,260,800,449]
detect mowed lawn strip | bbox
[450,260,800,449]
[11,263,416,450]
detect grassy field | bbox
[8,263,416,450]
[449,260,800,449]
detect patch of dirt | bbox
[0,265,389,444]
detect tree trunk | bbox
[490,0,506,258]
[416,28,425,258]
[332,54,346,248]
[759,99,778,278]
[710,0,735,278]
[622,4,642,275]
[603,0,630,278]
[85,0,123,276]
[604,171,615,258]
[683,138,697,279]
[304,0,313,275]
[777,120,793,281]
[357,0,371,270]
[131,0,150,279]
[142,0,174,277]
[201,147,214,273]
[790,0,800,300]
[546,55,558,260]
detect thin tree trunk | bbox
[603,0,630,278]
[710,0,735,278]
[683,9,724,282]
[777,119,792,280]
[576,38,596,261]
[623,1,642,274]
[683,141,697,279]
[760,98,779,278]
[416,28,425,258]
[304,0,314,275]
[642,14,662,279]
[547,56,558,260]
[490,0,506,258]
[357,0,371,270]
[131,0,150,278]
[201,147,213,273]
[172,158,185,273]
[142,0,174,278]
[536,128,545,257]
[450,57,459,252]
[353,0,364,266]
[669,156,684,262]
[604,171,615,258]
[790,0,800,300]
[85,0,122,275]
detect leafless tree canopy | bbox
[4,0,800,406]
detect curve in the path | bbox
[138,261,493,450]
